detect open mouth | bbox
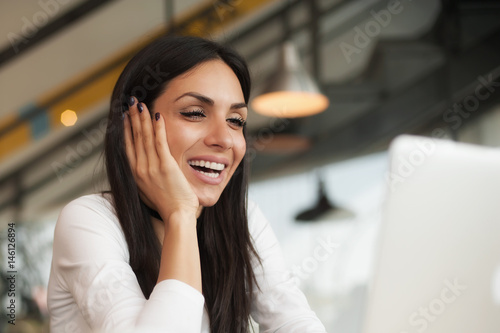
[188,160,226,179]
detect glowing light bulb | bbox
[251,42,329,118]
[61,110,77,127]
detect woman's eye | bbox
[180,109,206,119]
[227,117,246,128]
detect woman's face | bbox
[152,60,247,207]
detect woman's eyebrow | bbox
[231,102,247,110]
[175,92,214,105]
[175,92,247,110]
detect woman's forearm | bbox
[157,210,202,293]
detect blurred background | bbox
[0,0,499,332]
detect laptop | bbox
[362,135,500,333]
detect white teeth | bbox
[188,160,225,171]
[197,170,220,178]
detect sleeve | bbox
[50,196,205,333]
[248,201,328,333]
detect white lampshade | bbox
[251,41,329,118]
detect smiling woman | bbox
[46,35,327,333]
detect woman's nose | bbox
[204,119,233,150]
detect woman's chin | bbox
[197,195,220,208]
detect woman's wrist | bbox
[161,208,198,228]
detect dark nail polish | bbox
[128,96,135,106]
[155,113,160,121]
[137,103,143,113]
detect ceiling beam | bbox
[0,0,118,68]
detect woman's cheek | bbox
[234,134,246,165]
[164,122,188,164]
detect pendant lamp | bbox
[251,41,329,118]
[295,173,354,222]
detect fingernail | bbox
[128,96,135,106]
[155,113,160,121]
[137,103,143,113]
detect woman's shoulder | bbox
[51,194,131,276]
[61,193,116,220]
[56,193,123,239]
[64,192,114,210]
[247,199,272,237]
[247,199,260,219]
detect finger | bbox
[137,102,160,166]
[128,97,147,172]
[153,112,172,166]
[123,112,136,169]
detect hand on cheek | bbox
[123,97,200,223]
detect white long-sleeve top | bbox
[47,194,327,333]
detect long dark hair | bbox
[104,35,260,332]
